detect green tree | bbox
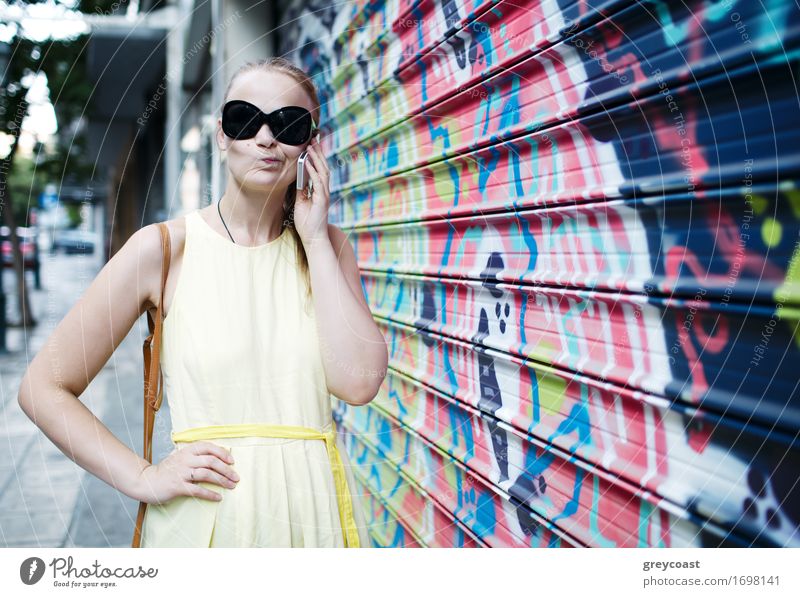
[1,0,120,328]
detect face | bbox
[216,69,316,196]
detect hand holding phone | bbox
[296,150,309,191]
[296,133,321,192]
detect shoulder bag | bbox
[131,221,171,548]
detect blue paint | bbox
[473,489,498,537]
[508,141,526,199]
[385,137,400,172]
[448,401,476,460]
[651,0,691,45]
[392,278,405,313]
[498,75,522,133]
[443,341,459,393]
[546,388,593,454]
[474,85,499,139]
[388,383,407,418]
[371,230,379,262]
[387,470,405,498]
[518,214,538,273]
[416,56,429,104]
[551,466,585,524]
[453,225,485,265]
[377,411,393,455]
[426,113,452,152]
[527,366,541,429]
[471,18,500,68]
[446,161,461,207]
[563,295,591,371]
[478,146,502,200]
[440,225,456,270]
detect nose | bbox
[254,122,276,146]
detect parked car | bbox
[51,228,95,255]
[1,225,41,289]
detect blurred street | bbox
[0,249,174,547]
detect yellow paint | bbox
[774,239,800,348]
[762,217,783,247]
[537,369,569,416]
[786,190,800,219]
[751,194,768,215]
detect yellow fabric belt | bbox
[171,420,360,548]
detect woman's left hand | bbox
[293,136,331,247]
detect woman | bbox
[17,58,388,547]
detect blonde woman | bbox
[18,58,387,547]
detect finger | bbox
[195,441,234,464]
[304,161,328,201]
[305,157,318,178]
[309,143,329,176]
[185,481,223,501]
[307,144,329,176]
[303,161,322,195]
[189,466,237,489]
[196,454,240,483]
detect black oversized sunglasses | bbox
[221,100,318,145]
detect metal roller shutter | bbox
[278,0,800,547]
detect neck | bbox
[218,183,287,246]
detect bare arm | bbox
[17,224,163,502]
[306,224,388,406]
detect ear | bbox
[216,118,230,152]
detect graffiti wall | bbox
[278,0,800,547]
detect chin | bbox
[238,174,290,195]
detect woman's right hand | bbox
[134,441,240,505]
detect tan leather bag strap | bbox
[132,222,171,548]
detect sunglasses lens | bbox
[269,107,313,145]
[222,102,262,139]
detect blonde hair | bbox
[221,57,321,303]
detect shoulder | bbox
[136,214,188,311]
[137,214,187,267]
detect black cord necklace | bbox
[217,196,286,246]
[217,196,236,244]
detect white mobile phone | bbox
[296,150,310,190]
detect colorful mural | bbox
[279,0,800,546]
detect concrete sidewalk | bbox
[0,252,174,548]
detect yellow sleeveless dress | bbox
[140,208,370,547]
